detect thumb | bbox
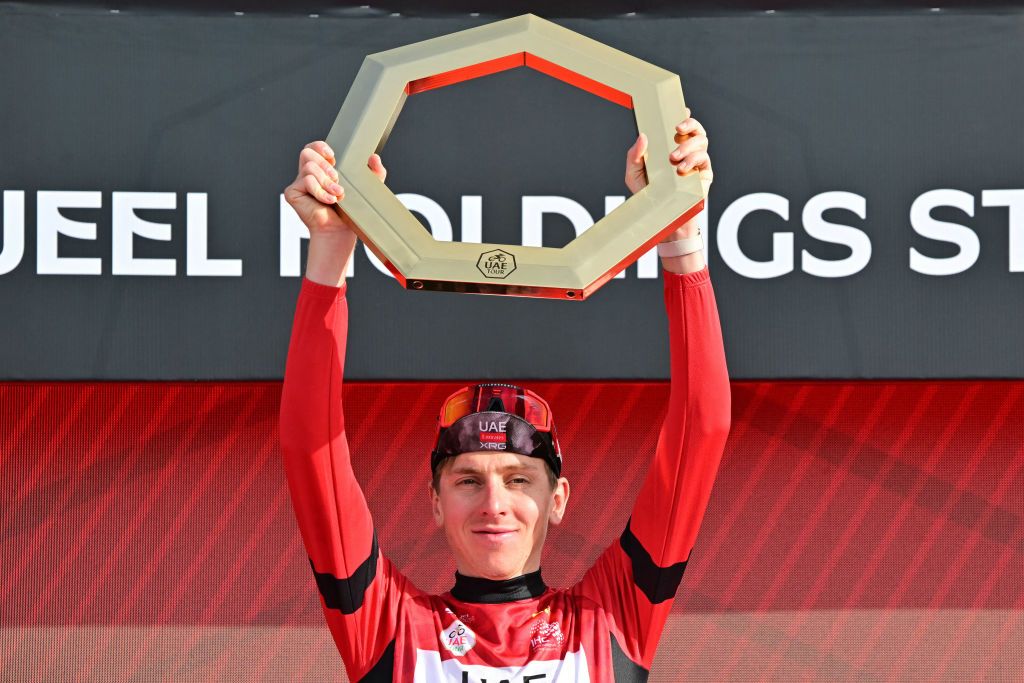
[368,153,387,182]
[627,132,648,167]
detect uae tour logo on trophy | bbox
[477,249,517,279]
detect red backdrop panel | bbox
[1,381,1022,681]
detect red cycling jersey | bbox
[279,266,731,682]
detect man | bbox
[280,108,730,681]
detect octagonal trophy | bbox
[326,14,705,300]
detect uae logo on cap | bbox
[478,418,508,450]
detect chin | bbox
[473,554,526,580]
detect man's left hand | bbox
[624,108,712,197]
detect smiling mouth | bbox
[473,529,518,540]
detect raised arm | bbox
[576,114,730,672]
[629,261,731,591]
[279,143,410,680]
[630,111,726,583]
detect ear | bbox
[429,480,443,527]
[548,477,570,526]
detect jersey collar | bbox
[450,569,547,604]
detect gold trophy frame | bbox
[326,14,705,300]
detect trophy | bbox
[326,14,704,300]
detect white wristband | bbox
[656,234,703,257]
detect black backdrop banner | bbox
[1,4,1022,379]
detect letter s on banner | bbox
[909,189,978,276]
[801,191,871,277]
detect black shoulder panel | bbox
[619,519,688,605]
[309,531,380,615]
[358,638,396,682]
[610,631,651,682]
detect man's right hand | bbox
[283,140,388,234]
[285,141,388,286]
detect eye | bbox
[457,478,480,487]
[508,476,530,486]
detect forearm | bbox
[305,230,358,287]
[280,277,375,575]
[629,266,730,563]
[659,216,705,275]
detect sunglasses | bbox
[437,384,553,433]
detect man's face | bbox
[430,451,570,581]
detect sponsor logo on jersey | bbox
[440,618,476,657]
[414,648,591,682]
[443,608,476,624]
[530,618,565,652]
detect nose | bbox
[479,478,510,518]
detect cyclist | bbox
[280,109,729,681]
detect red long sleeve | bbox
[633,266,732,566]
[575,265,731,669]
[279,278,412,680]
[280,278,374,580]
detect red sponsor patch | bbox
[479,432,506,443]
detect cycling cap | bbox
[430,383,562,478]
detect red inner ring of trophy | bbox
[405,52,634,109]
[397,51,700,300]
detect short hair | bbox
[431,456,559,492]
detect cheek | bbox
[517,495,547,527]
[439,497,471,530]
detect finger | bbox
[669,134,709,161]
[302,160,341,193]
[283,179,305,205]
[304,172,343,204]
[677,150,711,174]
[303,172,343,205]
[303,140,335,164]
[675,116,706,139]
[367,153,387,182]
[677,150,711,172]
[299,149,340,184]
[627,132,648,165]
